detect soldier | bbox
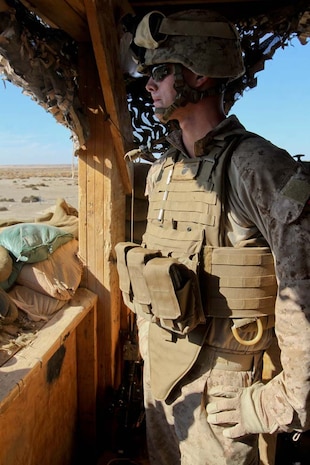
[116,9,310,465]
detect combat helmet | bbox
[131,9,245,121]
[134,9,244,79]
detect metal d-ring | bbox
[231,318,264,346]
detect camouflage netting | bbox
[0,0,89,154]
[0,0,309,158]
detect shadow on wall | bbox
[126,163,151,244]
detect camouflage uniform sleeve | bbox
[228,137,310,432]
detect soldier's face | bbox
[145,64,177,122]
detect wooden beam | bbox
[19,0,89,41]
[76,294,98,453]
[78,43,126,409]
[130,0,276,6]
[83,0,133,194]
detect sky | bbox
[232,37,310,161]
[0,36,309,165]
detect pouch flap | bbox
[149,323,208,400]
[143,257,183,319]
[115,242,140,293]
[126,247,161,305]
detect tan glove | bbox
[206,382,277,438]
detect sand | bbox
[0,164,78,222]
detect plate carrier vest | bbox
[116,131,277,340]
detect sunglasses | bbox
[145,64,174,82]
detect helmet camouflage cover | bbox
[134,9,245,81]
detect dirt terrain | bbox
[0,164,78,222]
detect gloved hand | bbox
[206,382,277,438]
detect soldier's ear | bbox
[195,74,209,89]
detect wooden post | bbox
[83,0,133,194]
[77,44,126,409]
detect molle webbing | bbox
[202,247,277,318]
[143,136,242,259]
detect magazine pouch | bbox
[126,246,162,317]
[115,242,140,312]
[143,257,205,335]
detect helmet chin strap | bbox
[155,64,226,123]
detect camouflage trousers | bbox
[143,345,264,465]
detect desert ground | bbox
[0,164,78,222]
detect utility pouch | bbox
[126,246,162,316]
[202,246,277,319]
[115,242,140,311]
[202,246,277,345]
[143,257,205,335]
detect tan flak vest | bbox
[116,131,277,400]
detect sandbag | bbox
[0,223,73,263]
[16,238,83,300]
[8,285,66,321]
[0,245,13,282]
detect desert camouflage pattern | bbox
[135,10,245,79]
[143,343,262,465]
[139,115,310,465]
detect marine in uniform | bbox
[116,9,310,465]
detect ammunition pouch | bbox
[115,242,161,315]
[202,246,277,318]
[202,246,277,345]
[115,242,205,335]
[115,242,139,312]
[127,246,162,317]
[144,257,205,334]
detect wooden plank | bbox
[130,0,272,6]
[83,0,133,194]
[0,287,97,465]
[102,130,127,391]
[76,295,98,452]
[19,0,89,41]
[0,330,77,465]
[0,288,97,412]
[77,44,126,400]
[78,153,88,286]
[76,44,98,287]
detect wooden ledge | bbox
[0,287,97,413]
